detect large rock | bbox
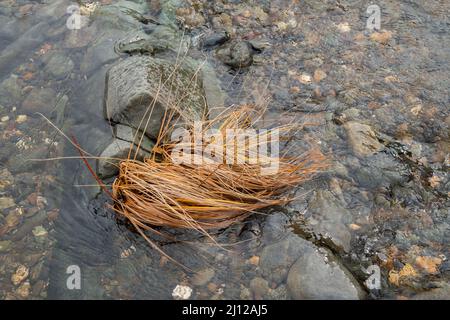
[80,32,122,75]
[114,124,154,153]
[115,27,180,55]
[94,0,151,31]
[105,56,206,139]
[287,247,366,300]
[97,139,147,179]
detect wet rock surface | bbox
[216,40,254,68]
[96,123,154,178]
[304,190,352,252]
[412,284,450,300]
[344,121,384,157]
[21,87,58,115]
[105,55,206,139]
[0,0,449,300]
[287,247,366,300]
[97,138,150,179]
[259,234,365,299]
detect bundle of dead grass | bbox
[38,44,328,265]
[111,104,328,248]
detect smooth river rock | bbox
[344,121,384,157]
[105,55,206,139]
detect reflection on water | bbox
[0,0,448,300]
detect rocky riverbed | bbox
[0,0,448,300]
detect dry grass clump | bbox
[111,104,328,249]
[39,45,328,264]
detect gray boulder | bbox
[287,247,366,300]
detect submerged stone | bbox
[97,136,153,179]
[305,190,352,252]
[344,121,384,157]
[216,41,254,68]
[0,240,12,252]
[0,74,22,106]
[287,247,366,300]
[21,87,57,115]
[43,52,74,79]
[0,196,15,210]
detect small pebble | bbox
[191,268,215,286]
[207,282,218,293]
[201,31,229,48]
[410,105,422,116]
[36,196,48,209]
[120,245,136,259]
[0,197,16,210]
[0,240,12,252]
